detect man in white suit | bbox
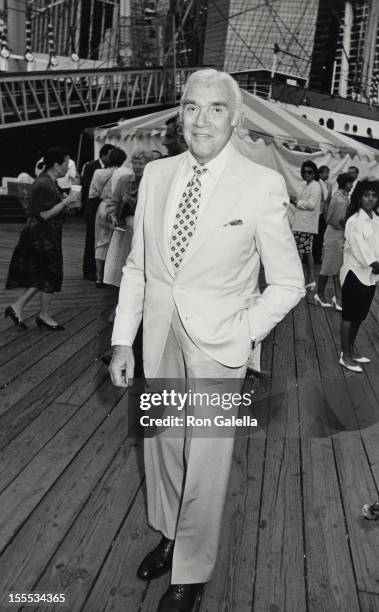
[110,69,305,611]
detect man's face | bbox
[162,123,183,156]
[100,152,110,166]
[56,156,69,177]
[319,168,329,181]
[348,167,359,181]
[181,79,238,164]
[131,156,145,177]
[102,149,114,167]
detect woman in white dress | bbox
[104,150,152,288]
[93,148,127,286]
[314,173,352,309]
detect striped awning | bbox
[97,89,379,162]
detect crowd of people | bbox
[289,163,379,373]
[3,116,186,333]
[3,129,379,369]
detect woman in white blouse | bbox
[290,161,322,290]
[339,178,379,372]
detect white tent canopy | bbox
[94,90,379,195]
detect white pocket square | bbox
[223,219,243,227]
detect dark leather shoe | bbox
[137,537,174,580]
[157,583,204,611]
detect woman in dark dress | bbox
[5,148,80,331]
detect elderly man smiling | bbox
[109,69,304,611]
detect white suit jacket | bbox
[112,147,305,378]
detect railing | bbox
[0,67,199,128]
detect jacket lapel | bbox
[154,149,248,275]
[179,150,247,269]
[154,154,185,277]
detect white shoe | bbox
[305,281,316,291]
[314,294,332,307]
[353,356,371,364]
[332,296,342,311]
[339,353,363,373]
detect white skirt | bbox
[103,226,133,287]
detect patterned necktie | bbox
[170,165,208,271]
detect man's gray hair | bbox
[181,69,243,121]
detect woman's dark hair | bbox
[108,147,127,167]
[301,160,319,180]
[336,172,352,190]
[318,165,329,175]
[347,177,379,219]
[42,147,69,170]
[99,143,115,158]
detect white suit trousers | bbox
[144,308,247,584]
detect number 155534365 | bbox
[8,593,66,604]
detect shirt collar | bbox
[99,158,105,168]
[185,141,233,180]
[357,208,374,222]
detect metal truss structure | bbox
[0,66,196,128]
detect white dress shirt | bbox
[348,178,359,202]
[340,208,379,286]
[166,142,232,237]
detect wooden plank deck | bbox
[0,218,378,612]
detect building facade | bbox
[203,0,379,104]
[203,0,319,81]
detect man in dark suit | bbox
[162,116,187,157]
[348,166,360,203]
[81,144,115,280]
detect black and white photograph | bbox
[0,1,379,611]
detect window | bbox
[326,118,334,129]
[344,123,350,131]
[352,125,358,133]
[319,118,324,125]
[367,127,373,137]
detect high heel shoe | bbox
[339,353,363,373]
[314,294,332,308]
[4,306,28,330]
[35,315,64,331]
[353,355,371,364]
[331,296,342,311]
[305,281,316,291]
